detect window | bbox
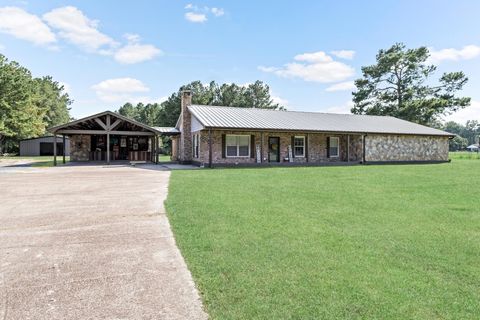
[193,134,200,158]
[226,135,250,157]
[294,136,305,157]
[329,137,339,157]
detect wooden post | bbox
[154,136,158,164]
[347,135,350,163]
[62,134,66,164]
[106,114,110,164]
[260,132,264,163]
[208,129,212,168]
[53,132,57,166]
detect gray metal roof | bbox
[188,105,453,136]
[152,127,180,134]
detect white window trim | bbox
[329,136,340,158]
[294,136,305,158]
[193,133,200,158]
[225,134,250,158]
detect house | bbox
[19,136,70,156]
[171,90,453,167]
[49,90,453,166]
[466,144,479,152]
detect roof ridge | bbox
[189,104,393,118]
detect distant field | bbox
[450,151,480,160]
[166,161,480,319]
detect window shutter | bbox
[291,136,295,158]
[221,134,226,158]
[250,135,255,158]
[326,137,330,158]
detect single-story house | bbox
[49,90,453,166]
[466,144,479,152]
[19,136,70,156]
[171,91,453,167]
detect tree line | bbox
[116,80,283,127]
[0,54,72,153]
[443,120,479,151]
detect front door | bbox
[268,137,280,162]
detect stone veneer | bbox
[192,130,364,166]
[69,135,91,161]
[365,134,449,162]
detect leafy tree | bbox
[351,43,470,125]
[34,76,72,128]
[0,54,72,153]
[449,135,468,151]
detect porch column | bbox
[62,134,66,164]
[53,132,57,166]
[106,114,111,164]
[347,135,350,163]
[260,132,264,163]
[208,129,212,168]
[154,136,158,164]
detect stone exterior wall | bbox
[69,135,91,161]
[178,91,192,163]
[365,134,449,162]
[194,130,363,166]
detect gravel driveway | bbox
[0,165,207,319]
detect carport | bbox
[48,111,179,165]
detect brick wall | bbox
[194,130,364,166]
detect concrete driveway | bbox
[0,165,207,319]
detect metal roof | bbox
[188,105,453,137]
[152,127,180,134]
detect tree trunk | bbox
[0,135,3,154]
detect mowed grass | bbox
[166,161,480,319]
[450,151,480,160]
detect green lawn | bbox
[449,151,480,160]
[0,155,70,167]
[166,161,480,319]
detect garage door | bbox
[40,142,64,156]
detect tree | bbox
[34,76,72,128]
[351,43,470,125]
[0,54,72,153]
[449,135,468,151]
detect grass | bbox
[0,155,70,167]
[449,151,480,160]
[166,161,480,319]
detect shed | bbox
[19,136,70,156]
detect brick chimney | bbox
[179,90,192,163]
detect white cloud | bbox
[331,50,355,60]
[114,33,162,64]
[428,45,480,64]
[211,7,225,16]
[271,94,288,106]
[325,81,356,92]
[324,101,354,114]
[184,4,225,22]
[185,12,207,23]
[92,77,150,103]
[259,51,355,83]
[58,81,71,94]
[43,6,117,52]
[0,6,56,45]
[444,100,480,123]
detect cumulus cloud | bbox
[331,50,355,60]
[259,51,355,83]
[0,6,56,45]
[114,33,162,64]
[184,4,225,23]
[444,100,480,123]
[185,12,207,23]
[428,45,480,64]
[43,6,117,52]
[91,78,167,104]
[325,81,356,92]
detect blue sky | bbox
[0,0,479,123]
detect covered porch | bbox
[48,111,179,165]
